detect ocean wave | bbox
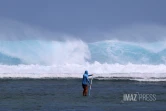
[0,63,166,81]
[0,40,166,65]
[89,40,166,64]
[0,40,166,81]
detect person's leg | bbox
[82,84,86,96]
[83,88,85,96]
[85,85,88,96]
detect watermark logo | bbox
[122,92,156,102]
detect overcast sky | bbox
[0,0,166,42]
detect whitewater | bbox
[0,40,166,81]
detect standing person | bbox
[82,70,93,96]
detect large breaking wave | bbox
[0,40,166,81]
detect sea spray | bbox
[0,40,166,81]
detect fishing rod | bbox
[89,75,93,96]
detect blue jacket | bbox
[82,71,92,85]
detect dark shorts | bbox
[82,84,88,89]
